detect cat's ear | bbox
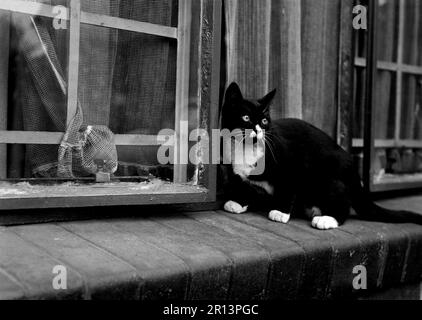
[225,82,243,105]
[258,88,276,113]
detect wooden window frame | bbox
[0,0,222,209]
[353,0,422,192]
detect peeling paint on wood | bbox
[0,179,207,199]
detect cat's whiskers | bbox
[264,132,283,155]
[264,131,283,145]
[263,134,278,164]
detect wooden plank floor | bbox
[378,195,422,214]
[1,198,422,299]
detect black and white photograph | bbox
[0,0,421,309]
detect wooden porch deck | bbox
[0,197,422,300]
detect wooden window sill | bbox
[0,180,210,210]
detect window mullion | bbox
[66,0,81,127]
[0,11,10,179]
[394,0,405,143]
[174,0,192,183]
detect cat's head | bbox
[221,82,276,140]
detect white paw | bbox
[268,210,290,224]
[311,216,339,230]
[224,201,248,214]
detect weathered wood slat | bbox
[289,219,365,298]
[224,0,302,119]
[186,211,304,299]
[173,0,192,183]
[66,0,81,126]
[0,229,85,299]
[340,220,408,291]
[269,0,302,119]
[107,218,232,299]
[11,224,141,299]
[337,0,354,150]
[301,0,340,137]
[58,221,191,300]
[218,210,333,299]
[0,11,9,179]
[224,0,272,98]
[153,212,270,299]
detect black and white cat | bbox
[221,82,422,230]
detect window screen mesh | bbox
[7,0,178,180]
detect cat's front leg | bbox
[304,205,339,230]
[268,192,295,224]
[223,174,257,214]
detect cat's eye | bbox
[242,115,250,122]
[261,118,268,125]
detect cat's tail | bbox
[351,173,422,225]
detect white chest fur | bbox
[231,142,265,179]
[230,141,274,195]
